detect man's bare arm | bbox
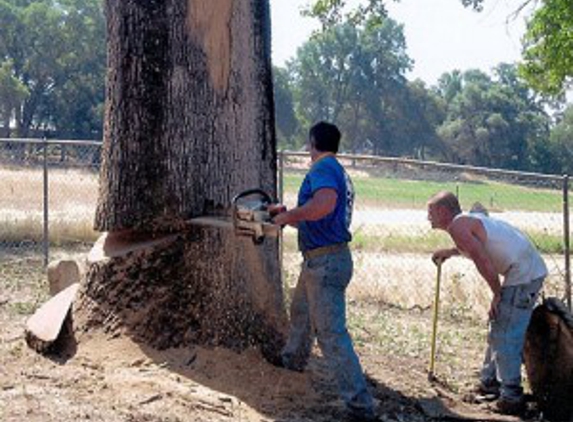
[449,218,502,319]
[449,220,501,296]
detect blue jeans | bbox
[281,247,374,416]
[480,278,544,401]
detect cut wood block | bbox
[47,259,80,296]
[26,282,80,353]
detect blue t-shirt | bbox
[297,155,354,251]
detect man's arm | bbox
[449,218,502,319]
[272,188,337,227]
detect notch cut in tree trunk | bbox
[75,220,287,363]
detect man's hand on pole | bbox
[431,248,458,265]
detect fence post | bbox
[42,137,49,267]
[277,150,285,284]
[278,150,284,203]
[563,174,571,310]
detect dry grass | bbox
[0,167,99,244]
[0,166,98,210]
[2,165,568,313]
[0,215,99,245]
[283,247,566,320]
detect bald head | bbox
[427,191,462,230]
[428,191,462,215]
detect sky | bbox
[270,0,532,86]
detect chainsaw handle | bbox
[231,188,273,206]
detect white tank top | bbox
[454,213,547,287]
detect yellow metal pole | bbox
[428,260,442,380]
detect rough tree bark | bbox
[74,0,286,363]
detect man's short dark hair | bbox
[309,121,341,153]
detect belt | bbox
[302,243,348,260]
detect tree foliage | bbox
[0,60,28,134]
[0,0,105,138]
[302,0,388,29]
[305,0,572,97]
[546,105,573,174]
[303,0,484,28]
[288,17,432,155]
[276,1,569,173]
[520,0,573,95]
[273,66,299,148]
[436,64,551,170]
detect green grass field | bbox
[283,228,563,255]
[284,173,563,212]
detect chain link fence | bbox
[0,138,101,282]
[279,151,572,318]
[1,141,571,317]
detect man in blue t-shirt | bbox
[271,121,375,421]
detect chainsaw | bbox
[232,189,280,244]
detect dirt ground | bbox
[0,256,537,422]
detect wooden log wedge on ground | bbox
[47,259,81,296]
[25,283,80,353]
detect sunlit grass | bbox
[284,173,562,212]
[282,227,565,255]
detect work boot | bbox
[477,379,500,396]
[495,397,526,416]
[463,380,500,403]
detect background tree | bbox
[401,79,446,159]
[0,0,105,139]
[436,65,551,170]
[291,22,359,131]
[278,1,568,172]
[543,105,573,174]
[303,0,483,29]
[520,0,573,96]
[436,70,463,103]
[289,17,415,154]
[273,66,299,149]
[0,60,28,137]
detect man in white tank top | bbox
[427,191,547,416]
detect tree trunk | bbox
[75,0,286,362]
[96,0,276,231]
